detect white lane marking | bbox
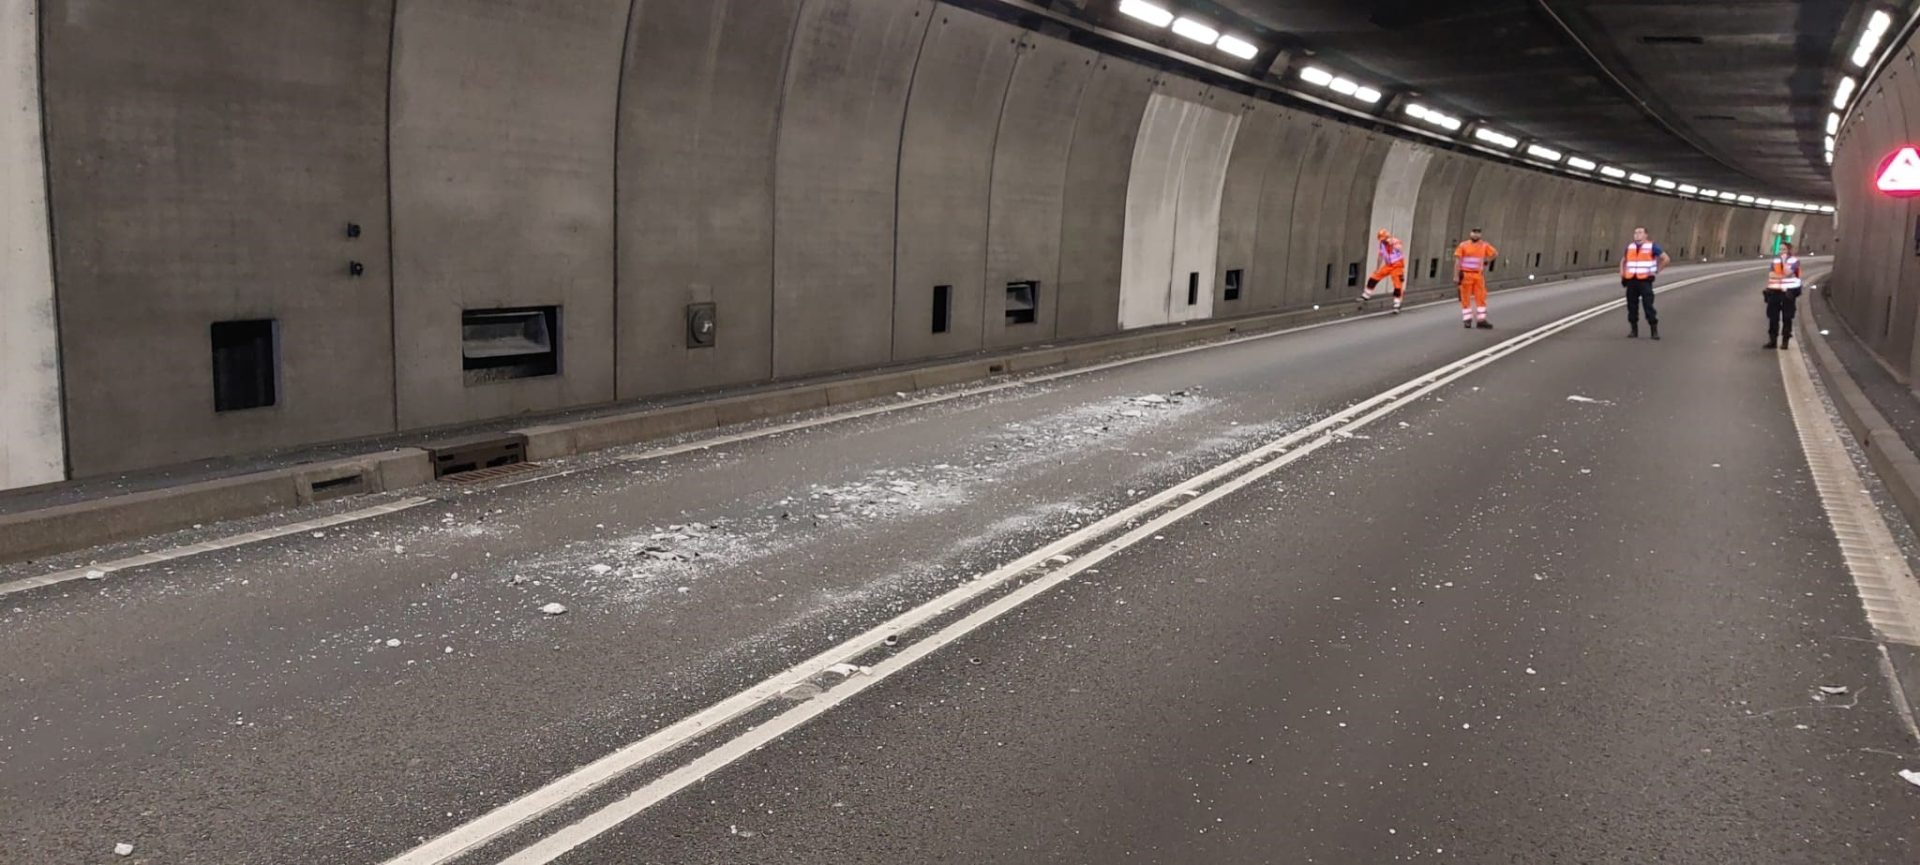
[0,497,433,599]
[601,264,1761,469]
[380,266,1757,865]
[1778,343,1920,648]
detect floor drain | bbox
[440,462,544,486]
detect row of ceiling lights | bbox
[1828,9,1895,165]
[1115,0,1834,215]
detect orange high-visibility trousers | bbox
[1458,272,1488,320]
[1367,261,1406,294]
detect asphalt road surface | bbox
[3,260,1916,864]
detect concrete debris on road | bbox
[114,843,134,857]
[540,603,568,616]
[84,569,106,581]
[1900,769,1920,788]
[384,638,401,648]
[1565,395,1612,405]
[1819,685,1849,696]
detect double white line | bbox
[381,267,1757,865]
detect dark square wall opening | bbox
[463,307,560,385]
[212,319,278,413]
[1005,281,1038,325]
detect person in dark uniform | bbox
[1620,226,1669,340]
[1763,242,1803,350]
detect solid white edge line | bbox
[379,265,1760,865]
[0,497,434,599]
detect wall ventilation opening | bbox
[1429,258,1439,279]
[1641,35,1705,45]
[1324,264,1333,290]
[1533,252,1542,268]
[1005,281,1038,325]
[211,319,279,413]
[1346,263,1360,287]
[931,285,952,334]
[1603,248,1611,262]
[1572,250,1579,265]
[1224,269,1243,301]
[1186,272,1200,306]
[463,307,560,385]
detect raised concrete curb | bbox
[0,267,1622,566]
[0,449,431,565]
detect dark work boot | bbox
[1780,333,1792,351]
[1628,323,1638,338]
[1764,337,1778,349]
[1650,323,1660,341]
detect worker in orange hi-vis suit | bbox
[1453,227,1498,330]
[1358,229,1408,313]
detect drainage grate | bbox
[440,462,544,486]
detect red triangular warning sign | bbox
[1876,146,1920,196]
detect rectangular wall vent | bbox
[1640,35,1705,45]
[211,319,278,412]
[1005,281,1038,325]
[463,307,559,385]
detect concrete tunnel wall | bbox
[1832,24,1920,382]
[10,0,1836,486]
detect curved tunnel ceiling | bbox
[1064,0,1894,202]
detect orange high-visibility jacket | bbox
[1622,242,1660,280]
[1454,240,1497,273]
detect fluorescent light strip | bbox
[1216,35,1258,60]
[1835,76,1857,109]
[1822,205,1836,213]
[1117,0,1174,28]
[1171,17,1219,44]
[1473,127,1519,149]
[1118,2,1800,212]
[1756,198,1773,206]
[1828,112,1841,135]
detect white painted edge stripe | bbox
[600,263,1765,470]
[379,266,1760,865]
[0,497,433,599]
[1777,345,1920,648]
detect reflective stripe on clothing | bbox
[1379,238,1405,266]
[1622,241,1659,279]
[1766,254,1802,290]
[1454,240,1496,273]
